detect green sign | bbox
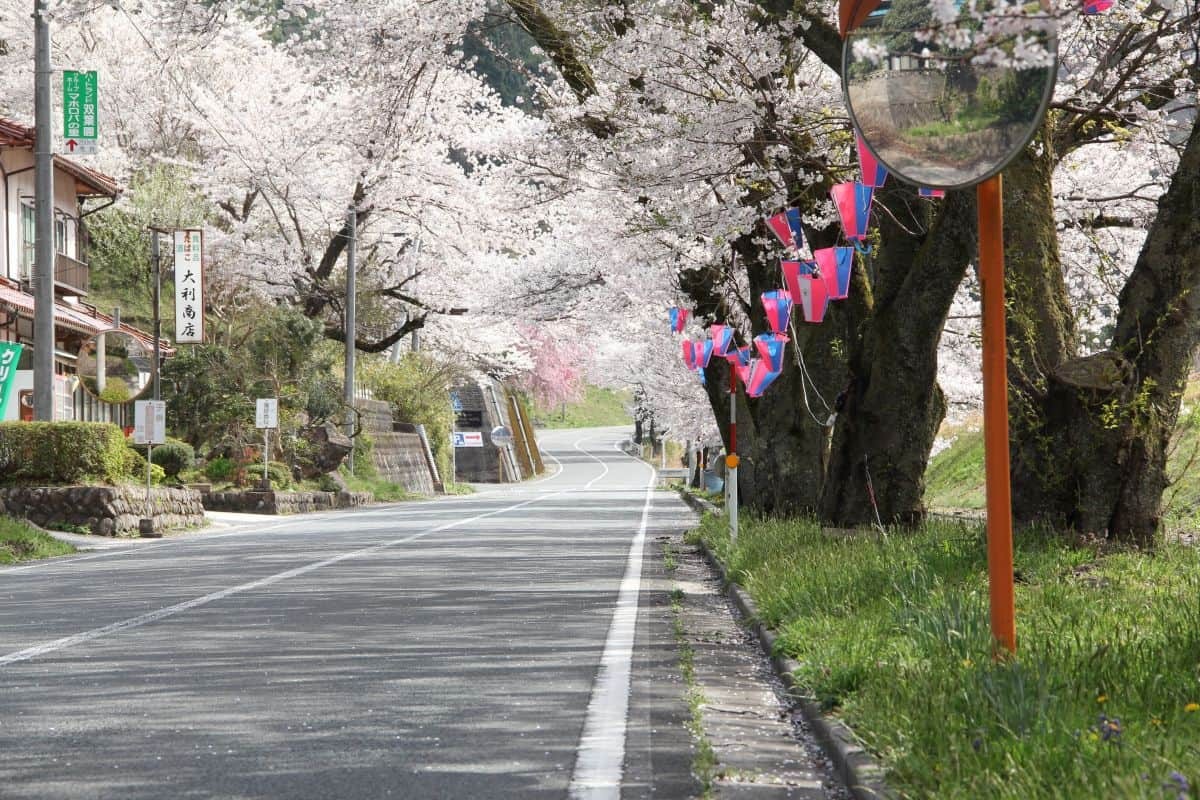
[0,342,23,419]
[62,70,98,155]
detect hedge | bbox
[0,422,132,484]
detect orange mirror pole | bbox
[978,174,1017,655]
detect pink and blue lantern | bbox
[918,187,946,199]
[734,359,752,387]
[785,209,805,250]
[754,333,789,373]
[709,324,735,357]
[694,339,714,369]
[1083,0,1112,12]
[813,246,854,301]
[831,181,874,252]
[794,273,830,323]
[760,290,793,334]
[682,340,697,370]
[782,259,817,305]
[856,134,888,188]
[726,345,752,367]
[745,359,782,398]
[669,306,690,334]
[766,211,796,250]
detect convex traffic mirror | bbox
[76,330,153,404]
[842,0,1059,189]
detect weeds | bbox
[0,517,75,564]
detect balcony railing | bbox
[21,252,91,297]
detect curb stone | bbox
[678,487,895,800]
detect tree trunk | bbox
[999,126,1081,523]
[820,186,975,525]
[1015,117,1200,545]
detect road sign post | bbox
[134,400,166,536]
[256,398,279,488]
[840,0,1057,654]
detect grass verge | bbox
[690,513,1200,799]
[0,516,76,564]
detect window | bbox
[20,203,34,278]
[55,216,67,254]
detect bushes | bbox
[149,438,195,479]
[204,456,235,482]
[126,448,167,484]
[0,422,132,484]
[264,461,293,489]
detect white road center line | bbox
[0,488,568,668]
[568,445,657,799]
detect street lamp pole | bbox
[32,0,55,421]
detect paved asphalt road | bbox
[0,427,700,799]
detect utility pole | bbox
[150,231,162,401]
[32,0,55,421]
[343,207,357,474]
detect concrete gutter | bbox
[677,487,895,800]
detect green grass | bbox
[0,516,76,564]
[535,386,633,429]
[442,481,476,495]
[925,431,987,511]
[338,472,421,502]
[691,513,1200,799]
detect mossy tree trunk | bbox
[1012,118,1200,545]
[819,186,975,525]
[999,126,1082,524]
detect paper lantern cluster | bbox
[668,306,789,397]
[665,133,964,399]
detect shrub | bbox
[204,456,235,482]
[149,438,195,480]
[126,448,166,484]
[264,461,293,490]
[0,422,131,484]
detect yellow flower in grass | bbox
[1096,694,1108,705]
[1185,702,1200,713]
[1151,717,1164,728]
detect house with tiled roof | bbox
[0,116,168,423]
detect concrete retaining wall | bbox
[0,485,204,537]
[372,430,436,495]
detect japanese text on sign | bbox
[174,230,204,343]
[0,342,23,419]
[62,70,98,155]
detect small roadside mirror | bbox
[842,0,1059,189]
[490,426,514,446]
[76,330,153,404]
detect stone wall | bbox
[0,485,205,537]
[202,490,372,515]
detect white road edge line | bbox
[0,488,568,668]
[568,441,657,799]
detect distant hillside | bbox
[534,386,633,429]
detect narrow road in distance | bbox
[0,427,698,799]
